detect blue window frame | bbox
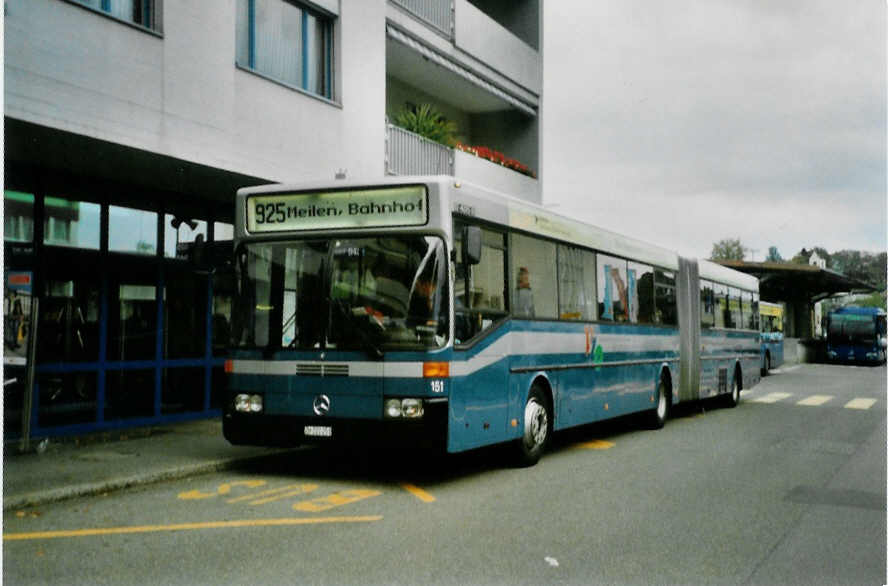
[236,0,334,99]
[70,0,160,32]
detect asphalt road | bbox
[4,363,886,585]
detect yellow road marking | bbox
[401,483,436,503]
[3,516,383,541]
[576,440,615,450]
[844,398,877,410]
[797,395,833,406]
[178,480,267,500]
[226,483,319,505]
[293,489,381,513]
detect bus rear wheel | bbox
[514,385,551,467]
[725,370,741,408]
[647,377,669,429]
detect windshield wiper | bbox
[331,300,385,360]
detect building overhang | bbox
[715,260,879,302]
[5,118,268,212]
[385,25,537,116]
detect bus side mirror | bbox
[463,226,482,266]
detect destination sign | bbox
[246,186,428,233]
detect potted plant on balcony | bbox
[391,103,458,147]
[455,143,536,178]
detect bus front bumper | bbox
[222,398,448,450]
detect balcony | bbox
[387,0,541,97]
[385,122,539,203]
[389,0,452,37]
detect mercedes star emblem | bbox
[313,394,331,416]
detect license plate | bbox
[304,425,333,438]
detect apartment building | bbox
[3,0,542,438]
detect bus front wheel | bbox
[514,385,551,467]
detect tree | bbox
[710,238,746,261]
[856,291,887,309]
[765,246,783,263]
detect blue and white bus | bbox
[759,301,785,374]
[223,177,760,465]
[825,306,887,365]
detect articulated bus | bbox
[223,177,760,465]
[825,306,887,365]
[759,301,784,374]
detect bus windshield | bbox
[829,315,877,345]
[232,236,449,353]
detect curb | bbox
[3,451,290,511]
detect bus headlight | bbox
[402,398,424,418]
[235,393,263,413]
[384,399,403,419]
[383,398,424,419]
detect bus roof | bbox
[698,259,759,292]
[829,306,887,317]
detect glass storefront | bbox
[4,188,234,438]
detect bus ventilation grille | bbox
[718,368,728,393]
[296,364,349,377]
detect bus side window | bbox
[509,234,557,319]
[557,245,596,321]
[453,222,507,344]
[700,280,715,328]
[597,254,628,322]
[654,269,677,326]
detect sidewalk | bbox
[2,418,291,511]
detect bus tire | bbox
[647,376,669,429]
[514,384,551,467]
[725,369,741,408]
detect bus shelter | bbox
[714,261,878,339]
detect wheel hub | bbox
[524,399,548,448]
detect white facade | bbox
[809,251,827,269]
[1,0,542,437]
[6,0,541,199]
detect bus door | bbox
[449,223,511,452]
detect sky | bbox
[542,0,886,262]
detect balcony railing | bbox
[390,0,452,37]
[385,122,454,176]
[386,122,540,202]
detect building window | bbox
[43,197,101,250]
[164,215,207,259]
[70,0,161,32]
[109,206,158,255]
[4,191,34,243]
[214,222,234,241]
[236,0,334,99]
